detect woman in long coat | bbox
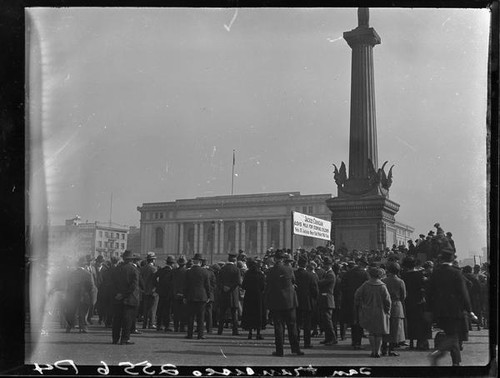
[241,259,266,339]
[354,266,391,358]
[382,262,406,356]
[401,257,432,350]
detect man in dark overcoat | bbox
[427,249,472,366]
[318,257,337,345]
[155,255,175,332]
[295,255,318,349]
[183,253,211,339]
[340,257,369,349]
[265,250,303,357]
[141,252,159,329]
[65,257,93,333]
[203,259,217,334]
[98,256,119,327]
[217,252,241,336]
[172,256,187,332]
[112,250,141,345]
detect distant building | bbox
[127,226,141,255]
[137,191,413,263]
[48,216,129,260]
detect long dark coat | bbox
[184,265,211,303]
[318,268,336,309]
[340,266,369,324]
[241,268,266,330]
[155,265,174,299]
[401,269,431,340]
[265,262,297,311]
[217,262,241,308]
[295,267,318,311]
[172,266,187,298]
[113,262,140,307]
[66,267,93,307]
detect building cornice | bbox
[138,192,332,212]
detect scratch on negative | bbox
[224,9,238,32]
[220,347,227,358]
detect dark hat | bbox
[422,260,434,269]
[228,252,237,258]
[446,232,453,237]
[356,257,368,265]
[298,255,308,265]
[193,253,203,261]
[122,250,134,260]
[419,234,425,238]
[434,223,440,228]
[166,255,175,264]
[96,255,104,262]
[177,256,187,265]
[323,257,333,265]
[428,231,435,236]
[146,251,156,259]
[274,250,285,260]
[386,262,401,274]
[283,253,293,262]
[132,253,141,260]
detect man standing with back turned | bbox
[265,250,304,357]
[427,247,472,366]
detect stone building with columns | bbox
[137,192,332,263]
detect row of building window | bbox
[98,231,126,239]
[98,241,125,249]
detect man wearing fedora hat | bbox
[295,254,318,349]
[183,253,212,339]
[172,256,188,332]
[265,250,303,357]
[427,249,472,366]
[217,252,241,336]
[65,256,94,333]
[112,250,141,345]
[318,256,337,346]
[155,255,176,332]
[141,252,158,329]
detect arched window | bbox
[155,227,164,248]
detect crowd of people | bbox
[42,222,489,365]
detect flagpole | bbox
[231,149,235,195]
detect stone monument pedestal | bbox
[326,194,399,251]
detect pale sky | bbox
[27,8,490,259]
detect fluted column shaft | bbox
[344,26,381,180]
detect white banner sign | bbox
[292,212,331,241]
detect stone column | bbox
[241,221,246,251]
[344,8,381,180]
[193,223,199,254]
[285,218,291,249]
[235,221,240,252]
[219,221,225,254]
[179,223,184,254]
[199,222,204,254]
[214,221,219,256]
[279,219,284,249]
[257,221,262,254]
[262,220,268,251]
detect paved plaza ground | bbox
[25,318,492,372]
